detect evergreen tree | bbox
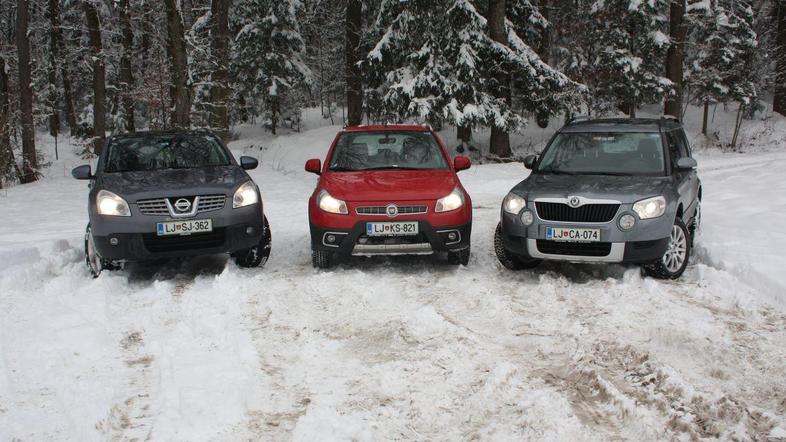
[579,0,673,116]
[232,0,312,134]
[686,0,758,140]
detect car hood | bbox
[512,173,673,204]
[322,170,458,202]
[99,166,248,202]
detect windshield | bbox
[536,132,666,176]
[104,135,231,173]
[328,131,448,171]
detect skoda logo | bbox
[386,204,399,218]
[568,196,581,208]
[174,198,192,212]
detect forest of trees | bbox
[0,0,784,187]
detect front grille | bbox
[356,205,428,215]
[535,202,619,223]
[137,195,226,216]
[536,240,612,257]
[142,228,226,253]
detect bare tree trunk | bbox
[775,0,786,115]
[457,125,472,143]
[345,0,363,126]
[47,0,77,135]
[701,101,709,136]
[209,0,231,140]
[118,0,136,132]
[46,0,60,139]
[0,55,11,188]
[84,2,106,154]
[164,0,192,128]
[270,96,279,135]
[731,103,744,150]
[665,0,687,119]
[487,0,511,158]
[17,0,37,183]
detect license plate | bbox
[546,226,601,242]
[366,221,419,236]
[156,219,213,236]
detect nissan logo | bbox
[568,196,581,208]
[174,198,192,212]
[385,204,399,218]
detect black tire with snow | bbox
[84,224,119,278]
[447,246,471,266]
[643,218,691,280]
[232,216,272,268]
[494,222,540,270]
[311,249,333,269]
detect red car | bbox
[305,125,472,268]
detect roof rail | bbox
[659,115,680,122]
[566,115,591,124]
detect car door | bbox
[667,130,698,220]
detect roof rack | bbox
[566,115,591,124]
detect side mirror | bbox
[523,155,538,170]
[240,156,258,170]
[71,164,93,180]
[454,155,471,172]
[676,157,697,171]
[305,158,322,175]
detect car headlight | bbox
[317,190,348,214]
[633,196,666,219]
[502,192,526,215]
[233,181,259,208]
[435,187,465,213]
[96,190,130,216]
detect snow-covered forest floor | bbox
[2,108,786,440]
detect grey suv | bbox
[72,130,271,277]
[494,117,701,279]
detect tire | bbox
[84,224,118,278]
[643,218,691,280]
[447,246,470,266]
[312,249,334,269]
[232,216,272,268]
[494,223,540,270]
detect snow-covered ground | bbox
[2,113,786,440]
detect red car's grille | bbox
[356,205,428,215]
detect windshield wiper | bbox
[360,166,423,171]
[539,169,578,175]
[582,172,634,176]
[329,166,357,172]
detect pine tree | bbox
[580,0,673,116]
[686,0,758,141]
[366,0,579,157]
[232,0,312,134]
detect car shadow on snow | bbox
[121,254,229,285]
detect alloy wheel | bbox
[662,224,687,273]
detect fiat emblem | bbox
[386,204,399,218]
[568,196,581,208]
[174,198,192,212]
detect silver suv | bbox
[494,117,701,279]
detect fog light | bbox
[520,210,534,226]
[109,237,119,246]
[246,226,255,235]
[326,234,336,243]
[447,232,458,241]
[619,214,636,230]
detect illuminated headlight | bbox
[233,181,259,208]
[502,192,526,215]
[317,190,348,214]
[619,214,636,230]
[96,190,130,216]
[520,210,534,226]
[633,196,666,219]
[435,187,465,212]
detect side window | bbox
[666,131,682,168]
[677,130,692,158]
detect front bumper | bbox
[499,201,672,264]
[89,204,265,261]
[310,220,471,256]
